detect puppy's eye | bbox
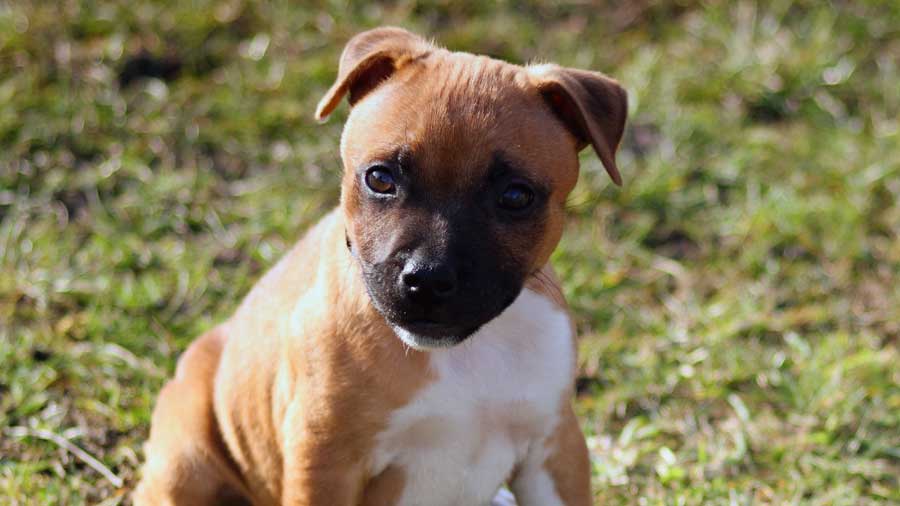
[498,183,535,211]
[365,167,396,194]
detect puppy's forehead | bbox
[341,51,579,195]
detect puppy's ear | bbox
[530,64,628,185]
[315,27,429,121]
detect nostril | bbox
[401,272,422,291]
[432,278,456,297]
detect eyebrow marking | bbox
[491,151,551,192]
[396,145,411,170]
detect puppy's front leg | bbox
[282,465,361,506]
[281,404,365,506]
[511,405,592,506]
[281,442,365,506]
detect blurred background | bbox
[1,1,898,504]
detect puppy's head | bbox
[316,27,627,349]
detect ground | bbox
[1,1,898,505]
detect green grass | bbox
[1,1,898,504]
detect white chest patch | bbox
[370,289,574,506]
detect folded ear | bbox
[529,64,628,185]
[315,27,429,121]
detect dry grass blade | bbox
[6,427,124,489]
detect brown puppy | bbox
[134,27,626,506]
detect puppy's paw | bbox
[491,488,518,506]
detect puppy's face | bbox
[316,29,627,349]
[341,61,577,349]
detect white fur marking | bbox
[511,443,565,506]
[371,289,572,506]
[516,469,563,506]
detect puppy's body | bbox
[135,27,627,506]
[136,212,583,505]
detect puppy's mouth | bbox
[398,318,480,338]
[390,319,482,350]
[386,293,519,350]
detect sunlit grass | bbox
[1,1,898,504]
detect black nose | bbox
[400,263,458,301]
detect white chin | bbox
[392,326,460,351]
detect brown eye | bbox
[498,184,535,211]
[365,167,396,194]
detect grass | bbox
[1,0,898,504]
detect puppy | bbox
[134,27,627,506]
